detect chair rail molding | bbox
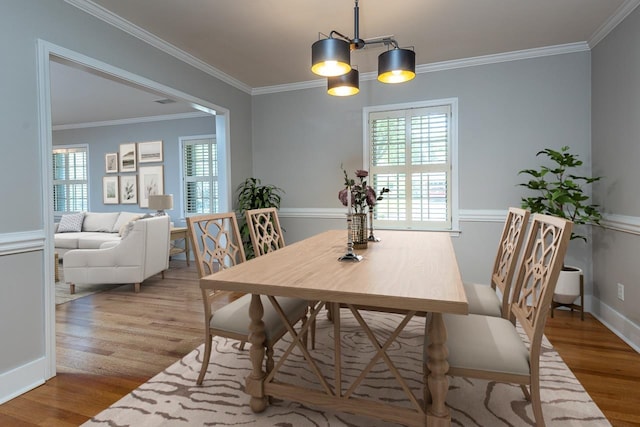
[0,230,46,256]
[600,213,640,236]
[279,208,507,223]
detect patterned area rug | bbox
[83,310,610,426]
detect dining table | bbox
[199,228,468,427]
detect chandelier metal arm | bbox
[329,30,352,43]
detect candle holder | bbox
[367,207,380,242]
[338,213,363,262]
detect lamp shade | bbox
[311,38,351,77]
[328,68,359,96]
[377,48,416,84]
[148,194,173,212]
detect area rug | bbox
[55,269,120,305]
[83,310,610,426]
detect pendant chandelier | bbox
[311,0,416,96]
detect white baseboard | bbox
[0,357,46,405]
[589,297,640,353]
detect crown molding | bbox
[52,111,211,131]
[252,42,590,95]
[66,0,631,97]
[413,42,589,74]
[64,0,252,95]
[588,0,640,48]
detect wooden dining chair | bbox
[464,207,530,319]
[245,207,286,256]
[245,207,316,348]
[424,213,572,427]
[186,212,310,385]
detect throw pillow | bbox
[57,212,85,233]
[118,215,142,236]
[82,212,120,232]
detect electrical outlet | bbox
[617,283,625,301]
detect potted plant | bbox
[236,177,284,259]
[518,145,602,306]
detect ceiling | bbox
[53,0,636,127]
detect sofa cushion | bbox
[57,212,85,233]
[54,232,83,249]
[77,232,122,249]
[83,212,120,232]
[113,212,143,234]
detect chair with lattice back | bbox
[245,207,286,257]
[186,212,310,385]
[424,213,572,426]
[245,207,316,348]
[463,207,530,319]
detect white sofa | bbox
[63,215,171,293]
[54,211,143,258]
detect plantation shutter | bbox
[369,104,452,230]
[52,146,88,213]
[182,137,218,215]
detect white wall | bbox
[591,5,640,350]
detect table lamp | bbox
[148,194,173,216]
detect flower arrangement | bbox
[338,168,389,213]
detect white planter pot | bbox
[553,266,583,304]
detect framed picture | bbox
[105,152,118,173]
[120,175,138,204]
[137,140,163,163]
[103,176,119,204]
[119,143,137,172]
[138,165,164,208]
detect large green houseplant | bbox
[518,145,602,307]
[235,177,284,259]
[518,145,602,242]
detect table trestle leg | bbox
[265,298,334,396]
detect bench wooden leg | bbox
[69,283,75,294]
[134,283,141,293]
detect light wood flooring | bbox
[0,260,638,426]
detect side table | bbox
[170,227,190,266]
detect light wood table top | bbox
[200,229,467,315]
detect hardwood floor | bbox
[0,260,638,426]
[545,309,640,426]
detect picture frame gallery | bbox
[102,140,164,207]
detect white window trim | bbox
[52,143,89,216]
[180,134,224,218]
[362,98,459,233]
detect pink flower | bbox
[356,170,369,178]
[338,188,349,206]
[366,186,377,206]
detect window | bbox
[365,100,457,231]
[52,145,88,213]
[181,135,218,215]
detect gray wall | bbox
[53,116,216,226]
[252,52,593,287]
[0,0,252,402]
[591,5,640,346]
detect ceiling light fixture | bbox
[311,0,416,96]
[328,68,360,96]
